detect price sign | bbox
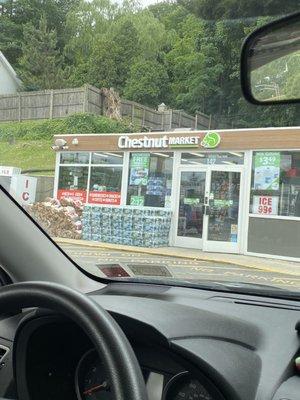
[253,195,279,215]
[254,152,280,190]
[130,195,144,206]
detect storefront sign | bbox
[57,189,87,202]
[88,191,121,205]
[253,195,279,215]
[118,132,221,150]
[130,195,144,206]
[254,152,280,190]
[129,153,150,186]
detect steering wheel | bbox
[0,281,148,400]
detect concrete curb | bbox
[55,238,300,277]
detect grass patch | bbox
[0,113,136,173]
[0,113,135,141]
[0,140,55,173]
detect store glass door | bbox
[203,169,242,253]
[175,170,207,248]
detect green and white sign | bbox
[184,198,200,205]
[254,152,280,190]
[214,199,233,207]
[201,132,221,149]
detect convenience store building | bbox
[53,127,300,261]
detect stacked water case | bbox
[82,206,172,247]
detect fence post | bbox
[100,92,105,115]
[18,93,21,122]
[179,111,182,127]
[195,113,198,129]
[49,90,54,119]
[169,109,173,130]
[142,107,146,128]
[208,114,212,129]
[83,84,89,112]
[131,103,135,124]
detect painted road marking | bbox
[62,244,300,289]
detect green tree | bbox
[86,37,119,88]
[110,19,140,89]
[128,10,169,59]
[63,0,118,86]
[18,16,65,90]
[0,15,22,64]
[124,59,169,106]
[166,14,223,113]
[12,0,79,50]
[87,19,140,91]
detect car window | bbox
[0,0,299,295]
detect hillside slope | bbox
[0,113,135,174]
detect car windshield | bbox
[0,0,299,295]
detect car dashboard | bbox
[0,282,300,400]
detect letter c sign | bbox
[22,192,29,201]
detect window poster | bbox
[254,152,280,190]
[129,153,150,186]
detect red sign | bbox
[57,189,87,202]
[88,191,121,205]
[253,195,279,215]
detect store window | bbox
[89,166,122,205]
[60,152,89,164]
[181,152,244,165]
[58,166,89,202]
[127,152,173,207]
[89,152,124,205]
[250,151,300,217]
[92,152,123,165]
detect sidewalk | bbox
[56,238,300,277]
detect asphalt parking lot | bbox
[61,243,300,290]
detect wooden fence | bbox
[0,86,90,122]
[0,84,215,130]
[120,99,215,130]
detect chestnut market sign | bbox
[118,132,221,150]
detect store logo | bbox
[118,135,169,149]
[200,132,221,149]
[118,132,221,149]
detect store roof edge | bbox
[54,126,300,137]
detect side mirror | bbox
[241,11,300,105]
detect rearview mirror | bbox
[241,12,300,105]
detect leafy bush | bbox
[0,113,135,141]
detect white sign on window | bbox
[253,195,279,215]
